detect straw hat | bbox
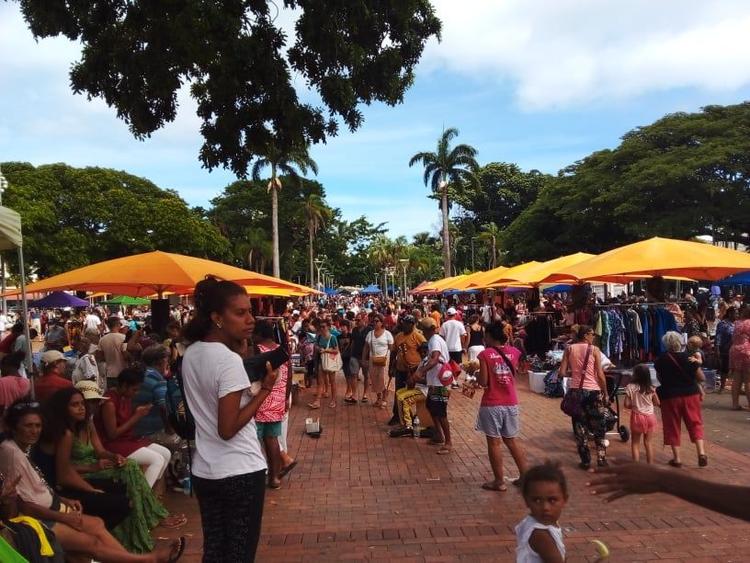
[75,380,108,401]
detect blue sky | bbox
[2,0,750,239]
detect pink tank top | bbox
[567,343,600,391]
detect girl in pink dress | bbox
[624,364,660,464]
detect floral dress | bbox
[72,430,167,553]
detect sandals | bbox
[328,401,337,408]
[698,454,708,467]
[160,514,187,529]
[360,397,369,404]
[168,537,186,562]
[437,447,452,455]
[278,460,298,478]
[481,481,507,492]
[668,459,683,468]
[268,480,282,489]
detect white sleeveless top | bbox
[515,515,565,563]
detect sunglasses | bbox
[10,401,40,411]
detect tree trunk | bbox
[491,236,496,269]
[271,166,281,278]
[308,225,314,288]
[441,187,451,277]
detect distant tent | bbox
[360,284,382,295]
[542,284,574,293]
[33,291,89,308]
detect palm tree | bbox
[409,128,479,277]
[477,222,501,269]
[303,193,331,287]
[252,141,318,278]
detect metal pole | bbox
[0,169,7,315]
[18,246,34,397]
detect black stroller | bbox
[604,368,631,442]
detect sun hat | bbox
[75,380,109,401]
[41,350,65,365]
[419,317,437,330]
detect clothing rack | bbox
[594,301,689,308]
[528,311,557,315]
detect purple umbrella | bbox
[33,291,89,308]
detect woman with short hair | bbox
[655,330,707,467]
[729,306,750,410]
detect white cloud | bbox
[423,0,750,110]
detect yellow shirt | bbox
[394,330,427,370]
[430,311,442,329]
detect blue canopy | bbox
[716,272,750,286]
[543,284,574,293]
[33,291,89,308]
[360,284,382,295]
[324,287,337,296]
[443,289,481,296]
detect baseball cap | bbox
[41,350,65,365]
[446,307,457,316]
[292,310,300,316]
[75,380,109,401]
[419,317,437,330]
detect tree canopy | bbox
[0,162,230,277]
[501,102,750,263]
[17,0,441,176]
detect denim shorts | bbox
[256,421,282,439]
[475,405,520,438]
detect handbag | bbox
[320,350,342,372]
[371,355,387,366]
[560,344,591,418]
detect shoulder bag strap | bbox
[578,344,592,390]
[492,346,516,378]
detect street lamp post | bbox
[0,167,7,314]
[399,259,409,302]
[314,258,322,289]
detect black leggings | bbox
[193,469,266,563]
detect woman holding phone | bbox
[181,277,278,563]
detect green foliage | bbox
[17,0,441,176]
[1,162,230,277]
[502,102,750,262]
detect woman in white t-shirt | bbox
[363,314,394,408]
[181,278,278,563]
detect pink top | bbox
[478,345,521,407]
[567,343,601,391]
[729,319,750,373]
[255,342,289,423]
[624,383,656,415]
[0,376,30,408]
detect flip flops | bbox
[481,482,507,492]
[278,460,298,478]
[168,537,186,562]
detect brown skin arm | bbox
[55,430,100,490]
[477,356,489,388]
[594,348,608,401]
[558,347,570,376]
[99,398,147,440]
[589,462,750,522]
[217,362,277,441]
[528,528,565,563]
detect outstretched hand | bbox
[587,459,666,502]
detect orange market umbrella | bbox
[541,237,750,283]
[449,270,490,291]
[465,265,511,289]
[476,262,541,289]
[431,274,469,292]
[492,253,595,286]
[23,251,303,297]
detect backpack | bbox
[166,355,196,441]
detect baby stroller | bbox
[604,368,631,443]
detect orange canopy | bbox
[490,253,595,286]
[541,237,750,283]
[23,251,303,297]
[477,262,541,289]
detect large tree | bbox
[409,128,479,276]
[17,1,441,175]
[251,142,318,277]
[303,193,331,287]
[502,102,750,261]
[0,162,230,276]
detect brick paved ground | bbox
[161,375,750,562]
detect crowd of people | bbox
[0,282,747,561]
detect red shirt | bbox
[95,390,150,456]
[0,333,19,354]
[478,345,521,407]
[34,375,73,403]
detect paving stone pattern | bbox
[163,374,750,562]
